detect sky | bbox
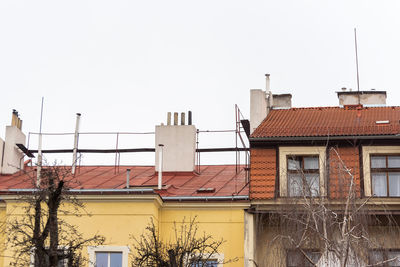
[0,0,399,165]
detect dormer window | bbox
[287,156,320,197]
[371,155,400,197]
[279,147,326,197]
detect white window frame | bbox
[188,253,224,267]
[279,147,326,197]
[362,146,400,197]
[87,246,130,267]
[30,246,70,267]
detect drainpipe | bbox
[72,113,81,175]
[158,144,164,190]
[126,169,131,189]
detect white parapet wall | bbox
[2,126,26,174]
[155,125,196,172]
[0,138,4,173]
[250,89,267,134]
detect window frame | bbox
[362,146,400,197]
[370,154,400,197]
[279,147,326,197]
[286,155,320,197]
[30,246,70,267]
[286,249,321,267]
[188,253,224,267]
[369,249,400,266]
[87,246,130,267]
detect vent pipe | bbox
[188,111,192,125]
[72,113,81,175]
[126,169,131,189]
[158,144,164,189]
[265,73,270,92]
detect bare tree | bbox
[266,147,400,267]
[131,216,235,267]
[7,164,105,267]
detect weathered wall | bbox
[250,148,276,199]
[329,146,361,199]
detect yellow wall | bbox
[0,204,5,267]
[160,207,245,266]
[2,196,246,266]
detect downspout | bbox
[158,144,164,190]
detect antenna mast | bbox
[354,28,361,104]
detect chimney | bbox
[336,90,387,106]
[0,110,26,174]
[155,111,196,172]
[250,74,292,133]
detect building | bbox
[247,79,400,266]
[0,111,250,267]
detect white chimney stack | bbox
[0,110,26,174]
[155,112,196,172]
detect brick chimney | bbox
[155,111,196,172]
[0,110,26,174]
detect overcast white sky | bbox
[1,0,399,165]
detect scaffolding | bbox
[23,106,250,176]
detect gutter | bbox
[1,189,249,201]
[162,195,249,201]
[250,134,400,142]
[3,188,155,194]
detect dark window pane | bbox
[371,156,387,168]
[95,252,108,267]
[369,250,384,265]
[372,173,387,196]
[305,251,321,266]
[287,250,303,267]
[110,252,123,267]
[304,157,319,170]
[387,251,400,266]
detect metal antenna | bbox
[354,28,361,104]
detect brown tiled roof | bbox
[251,106,400,138]
[0,165,248,198]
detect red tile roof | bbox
[251,106,400,138]
[0,165,249,199]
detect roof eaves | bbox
[250,134,400,142]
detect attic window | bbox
[197,188,215,193]
[376,120,389,124]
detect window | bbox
[286,249,321,267]
[88,246,130,267]
[370,249,400,266]
[190,259,219,267]
[279,147,326,197]
[95,252,122,267]
[371,155,400,197]
[287,156,320,197]
[189,253,223,267]
[30,247,69,267]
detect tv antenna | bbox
[354,28,361,104]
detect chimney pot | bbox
[188,111,192,125]
[181,112,185,125]
[173,112,178,125]
[167,112,171,125]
